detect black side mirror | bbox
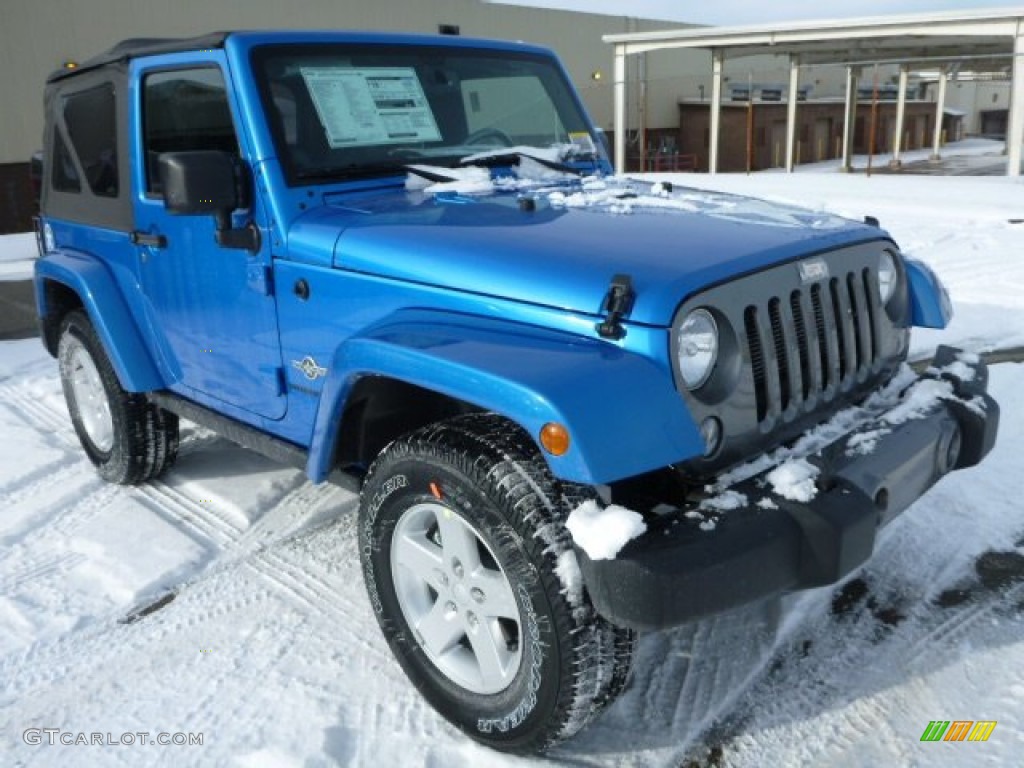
[159,150,244,216]
[158,150,258,251]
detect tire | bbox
[58,310,178,485]
[359,413,635,754]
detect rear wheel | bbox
[58,310,178,484]
[359,413,634,753]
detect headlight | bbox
[677,309,719,389]
[878,251,898,304]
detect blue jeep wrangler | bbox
[34,30,998,753]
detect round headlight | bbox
[878,251,898,304]
[677,309,719,390]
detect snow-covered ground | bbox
[2,167,1023,767]
[0,232,36,281]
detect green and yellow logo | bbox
[920,720,996,742]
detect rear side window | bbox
[51,130,81,193]
[63,84,118,197]
[143,68,239,194]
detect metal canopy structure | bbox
[604,8,1024,175]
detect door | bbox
[132,61,286,419]
[770,121,788,168]
[814,118,832,161]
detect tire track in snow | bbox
[903,580,1024,672]
[0,550,88,596]
[232,478,352,556]
[136,480,244,552]
[244,536,390,663]
[0,557,278,702]
[0,379,74,438]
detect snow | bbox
[765,458,819,503]
[565,500,647,560]
[0,232,36,281]
[554,549,584,609]
[3,164,1024,766]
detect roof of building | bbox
[603,7,1024,66]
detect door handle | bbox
[130,231,167,248]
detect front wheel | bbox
[359,414,634,754]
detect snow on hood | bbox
[332,169,875,326]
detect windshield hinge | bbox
[596,274,635,340]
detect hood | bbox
[323,177,884,327]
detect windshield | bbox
[252,43,597,185]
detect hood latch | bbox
[596,274,635,340]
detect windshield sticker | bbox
[300,67,442,148]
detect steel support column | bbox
[1007,31,1024,176]
[709,48,724,174]
[785,55,800,172]
[891,66,909,167]
[613,45,627,173]
[841,66,859,172]
[931,67,948,161]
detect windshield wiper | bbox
[457,150,583,175]
[295,162,409,182]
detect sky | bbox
[486,0,1024,26]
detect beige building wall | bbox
[939,79,1012,134]
[0,0,691,163]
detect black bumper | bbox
[579,346,1000,630]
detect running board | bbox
[149,391,308,469]
[147,391,362,493]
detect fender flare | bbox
[905,257,953,329]
[307,310,702,485]
[34,250,164,392]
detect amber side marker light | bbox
[540,423,570,456]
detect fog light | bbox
[540,422,570,456]
[700,417,722,457]
[942,425,962,473]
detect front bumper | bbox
[578,346,1000,630]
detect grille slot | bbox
[789,291,812,400]
[747,272,879,426]
[745,306,767,422]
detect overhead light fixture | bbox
[62,60,78,70]
[591,71,602,81]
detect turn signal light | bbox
[540,423,570,456]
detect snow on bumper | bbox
[577,346,1000,630]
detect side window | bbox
[143,68,239,195]
[51,129,81,193]
[63,84,118,197]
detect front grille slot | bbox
[768,298,791,411]
[829,278,849,380]
[789,291,811,400]
[745,306,767,422]
[746,271,880,426]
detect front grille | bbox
[745,269,882,426]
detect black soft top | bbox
[47,32,229,83]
